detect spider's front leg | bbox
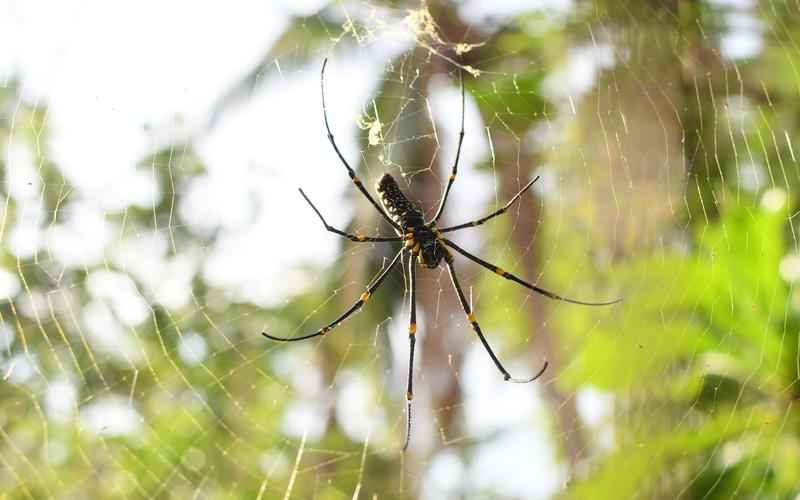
[262,248,404,342]
[402,254,417,451]
[445,256,548,384]
[444,238,622,306]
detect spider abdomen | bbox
[376,173,446,268]
[376,174,424,229]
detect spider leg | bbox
[299,189,401,242]
[443,238,623,306]
[320,59,401,231]
[402,255,417,452]
[262,248,404,342]
[445,257,547,383]
[438,176,540,233]
[429,68,465,225]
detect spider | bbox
[263,59,621,451]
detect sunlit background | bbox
[2,0,799,498]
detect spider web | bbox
[1,1,797,499]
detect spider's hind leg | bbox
[299,188,400,243]
[429,68,466,225]
[320,58,401,231]
[438,176,539,233]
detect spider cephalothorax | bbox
[408,225,447,269]
[263,58,621,452]
[376,173,447,269]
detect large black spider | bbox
[263,59,621,451]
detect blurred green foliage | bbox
[564,191,800,498]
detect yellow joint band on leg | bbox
[449,174,456,181]
[321,327,330,335]
[355,233,366,241]
[467,312,476,322]
[360,291,371,302]
[494,267,505,276]
[352,176,361,185]
[406,391,413,401]
[409,323,417,335]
